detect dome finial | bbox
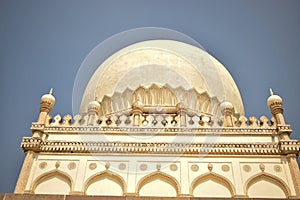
[49,88,53,95]
[269,88,274,96]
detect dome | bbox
[267,89,283,108]
[41,88,55,106]
[267,94,283,108]
[220,101,233,110]
[80,40,244,117]
[88,100,100,108]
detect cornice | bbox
[35,125,278,136]
[21,137,300,155]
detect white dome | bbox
[80,40,244,116]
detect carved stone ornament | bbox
[39,162,47,170]
[140,164,147,171]
[105,162,110,170]
[221,164,230,172]
[191,164,199,172]
[63,115,72,126]
[274,165,282,172]
[208,163,213,171]
[118,163,126,170]
[156,163,161,171]
[55,161,60,169]
[170,164,178,171]
[243,165,251,172]
[52,115,62,126]
[89,163,97,170]
[68,162,76,170]
[259,163,265,172]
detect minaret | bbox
[268,90,300,196]
[220,101,235,127]
[15,89,55,193]
[37,88,56,123]
[267,89,291,140]
[32,88,55,138]
[267,88,285,125]
[87,97,100,126]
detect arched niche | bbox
[191,172,235,197]
[84,170,126,196]
[137,171,180,197]
[245,172,290,198]
[32,170,73,194]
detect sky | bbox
[0,0,300,193]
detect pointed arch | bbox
[84,170,126,196]
[131,84,179,107]
[245,172,290,198]
[191,172,235,197]
[136,171,181,196]
[31,169,73,194]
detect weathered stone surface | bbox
[0,194,292,200]
[4,193,65,200]
[66,195,125,200]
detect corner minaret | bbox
[267,88,285,125]
[32,89,55,138]
[267,89,291,140]
[38,88,55,124]
[267,89,300,196]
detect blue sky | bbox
[0,0,300,193]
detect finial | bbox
[49,88,53,95]
[269,88,274,96]
[95,96,98,101]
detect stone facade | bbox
[14,40,300,198]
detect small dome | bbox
[267,95,282,107]
[87,100,100,115]
[267,89,282,108]
[88,100,100,108]
[41,88,55,105]
[220,101,233,110]
[176,102,187,110]
[132,97,144,109]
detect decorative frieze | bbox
[43,126,278,136]
[20,137,300,155]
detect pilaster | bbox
[14,151,36,193]
[231,160,247,197]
